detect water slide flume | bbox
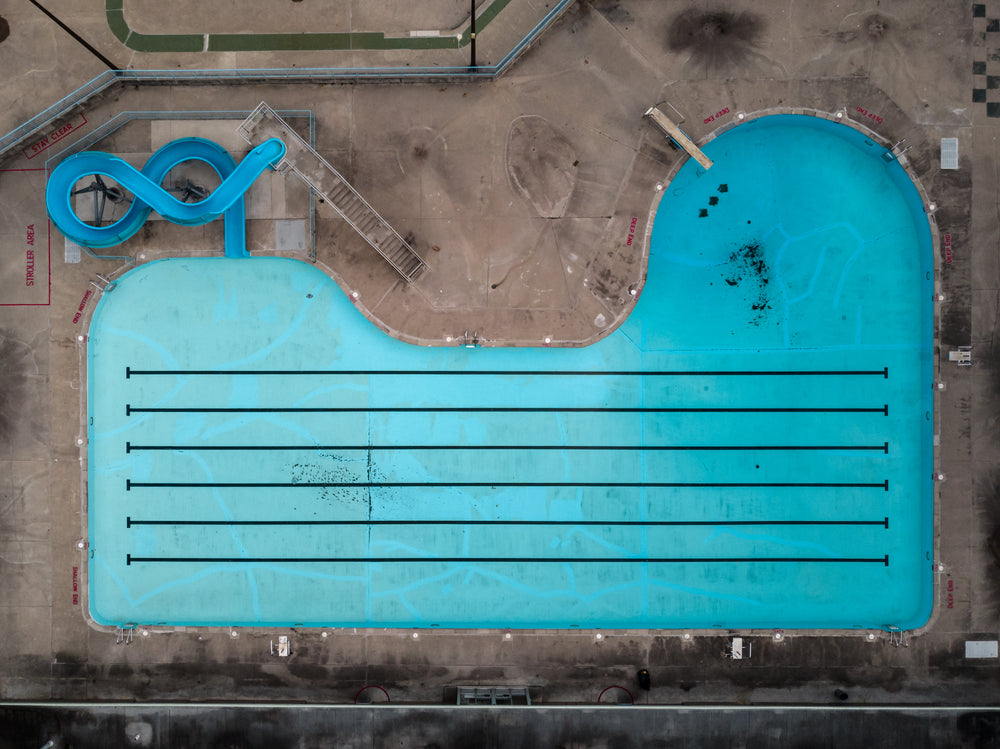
[46,137,286,256]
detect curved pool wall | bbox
[85,115,934,629]
[45,136,286,255]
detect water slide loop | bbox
[46,137,286,257]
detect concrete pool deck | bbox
[1,0,999,742]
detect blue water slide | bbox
[46,137,286,257]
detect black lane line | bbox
[126,516,891,528]
[127,554,890,565]
[26,0,119,70]
[126,480,890,490]
[125,405,890,415]
[126,367,889,377]
[125,443,889,453]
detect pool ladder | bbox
[114,625,136,645]
[90,273,116,294]
[884,625,909,647]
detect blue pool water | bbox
[87,115,934,629]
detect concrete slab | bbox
[0,2,109,149]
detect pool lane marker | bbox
[126,405,890,415]
[125,367,891,377]
[126,554,890,566]
[126,517,892,528]
[126,479,891,490]
[125,442,890,453]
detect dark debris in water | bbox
[722,241,770,325]
[700,186,726,216]
[290,458,368,504]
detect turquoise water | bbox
[87,115,934,629]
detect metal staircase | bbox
[238,102,426,282]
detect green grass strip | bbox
[108,0,513,53]
[127,31,204,53]
[105,8,129,44]
[207,32,458,53]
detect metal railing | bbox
[238,102,424,279]
[1,71,119,161]
[44,109,314,167]
[0,0,578,162]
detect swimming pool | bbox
[86,114,934,629]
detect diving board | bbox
[644,106,713,170]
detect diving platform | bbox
[644,106,714,170]
[238,102,426,282]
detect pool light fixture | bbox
[504,632,512,641]
[935,382,946,391]
[737,112,745,120]
[866,632,877,641]
[682,633,692,641]
[230,629,239,639]
[411,631,420,640]
[544,337,552,344]
[77,335,84,342]
[934,472,946,482]
[140,628,150,638]
[935,293,945,302]
[76,437,84,446]
[936,563,945,572]
[773,631,784,641]
[75,539,86,550]
[595,632,604,642]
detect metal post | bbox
[470,0,477,67]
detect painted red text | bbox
[625,217,638,246]
[855,107,883,125]
[23,114,88,160]
[73,289,93,324]
[703,107,730,125]
[25,224,36,286]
